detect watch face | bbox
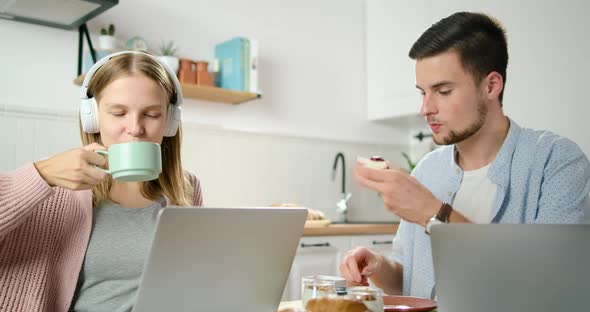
[426,216,444,235]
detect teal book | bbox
[215,37,248,91]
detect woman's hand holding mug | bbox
[34,143,108,190]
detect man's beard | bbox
[433,99,488,145]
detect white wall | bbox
[498,0,589,156]
[366,0,590,156]
[0,0,410,145]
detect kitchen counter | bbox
[303,223,398,236]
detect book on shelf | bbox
[215,37,247,92]
[214,37,259,93]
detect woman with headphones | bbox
[0,51,203,311]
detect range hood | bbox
[0,0,118,30]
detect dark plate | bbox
[383,295,437,312]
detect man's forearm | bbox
[448,208,472,223]
[369,259,403,295]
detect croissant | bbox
[305,297,369,312]
[270,203,326,221]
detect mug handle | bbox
[94,150,111,175]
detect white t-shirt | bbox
[451,163,498,224]
[390,163,498,263]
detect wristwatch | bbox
[425,202,453,235]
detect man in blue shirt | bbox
[340,12,590,298]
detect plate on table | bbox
[383,295,437,312]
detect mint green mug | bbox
[95,142,162,182]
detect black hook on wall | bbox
[414,131,433,142]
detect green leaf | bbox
[401,152,417,172]
[159,41,177,56]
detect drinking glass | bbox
[348,286,384,312]
[301,276,337,309]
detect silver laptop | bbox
[430,224,590,312]
[132,207,307,312]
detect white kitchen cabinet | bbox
[349,234,394,259]
[281,233,396,301]
[365,0,428,122]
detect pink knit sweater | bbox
[0,164,203,312]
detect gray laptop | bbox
[132,207,307,312]
[430,224,590,312]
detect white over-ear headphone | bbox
[79,51,183,137]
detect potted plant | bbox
[401,152,417,173]
[158,41,179,75]
[98,23,117,51]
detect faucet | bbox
[332,152,352,222]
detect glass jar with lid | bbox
[348,286,384,312]
[301,276,337,309]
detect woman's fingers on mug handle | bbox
[79,145,108,183]
[85,151,107,168]
[84,166,108,183]
[83,142,106,152]
[81,143,107,168]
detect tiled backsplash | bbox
[0,105,410,222]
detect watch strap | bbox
[425,202,453,235]
[436,202,453,222]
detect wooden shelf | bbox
[182,83,260,104]
[73,75,260,104]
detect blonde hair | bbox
[80,53,193,207]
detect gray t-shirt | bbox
[70,197,164,312]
